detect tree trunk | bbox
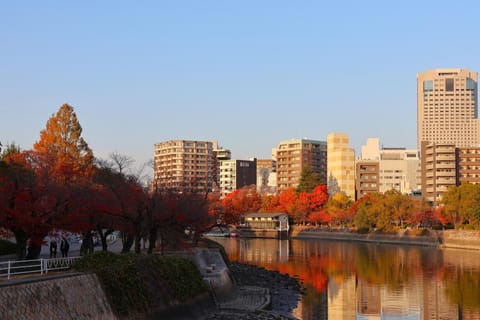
[96,226,113,251]
[134,233,142,254]
[26,243,41,260]
[121,231,134,253]
[147,228,157,254]
[13,230,28,260]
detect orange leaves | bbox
[309,210,332,224]
[309,185,329,210]
[33,104,95,183]
[217,186,262,224]
[276,188,298,215]
[212,185,330,225]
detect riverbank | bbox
[291,226,480,250]
[203,262,302,320]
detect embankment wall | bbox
[291,227,480,250]
[0,273,116,320]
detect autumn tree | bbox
[274,188,298,217]
[34,103,95,183]
[408,198,436,228]
[441,183,480,228]
[0,151,70,259]
[383,189,415,228]
[353,193,384,231]
[220,185,262,224]
[325,192,354,227]
[297,185,329,224]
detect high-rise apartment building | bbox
[153,140,214,193]
[276,139,327,192]
[219,159,257,196]
[417,68,478,149]
[327,133,355,199]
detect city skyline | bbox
[2,1,480,178]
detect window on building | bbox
[446,78,454,91]
[467,78,476,91]
[424,80,434,91]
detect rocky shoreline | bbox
[203,262,303,320]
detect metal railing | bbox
[0,256,80,280]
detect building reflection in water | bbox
[213,238,480,320]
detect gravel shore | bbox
[203,262,303,320]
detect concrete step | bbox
[219,285,270,311]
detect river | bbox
[212,237,480,320]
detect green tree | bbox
[296,166,322,193]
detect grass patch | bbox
[73,251,206,316]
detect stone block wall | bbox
[0,273,116,320]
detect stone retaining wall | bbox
[0,273,116,320]
[239,229,279,239]
[291,227,480,250]
[441,230,480,250]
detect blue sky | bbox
[2,1,480,177]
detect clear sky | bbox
[2,1,480,178]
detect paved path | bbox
[1,237,124,262]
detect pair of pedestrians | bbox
[50,238,70,258]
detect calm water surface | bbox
[213,237,480,320]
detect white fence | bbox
[0,256,80,280]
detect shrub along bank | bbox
[73,251,207,317]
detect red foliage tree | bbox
[0,151,70,259]
[220,186,262,224]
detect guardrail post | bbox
[7,261,11,280]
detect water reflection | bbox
[214,238,480,320]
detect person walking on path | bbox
[50,240,57,258]
[60,238,70,257]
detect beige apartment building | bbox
[379,148,421,194]
[276,139,327,191]
[417,68,479,149]
[357,138,421,197]
[327,133,355,199]
[421,143,457,204]
[212,142,231,192]
[153,140,214,193]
